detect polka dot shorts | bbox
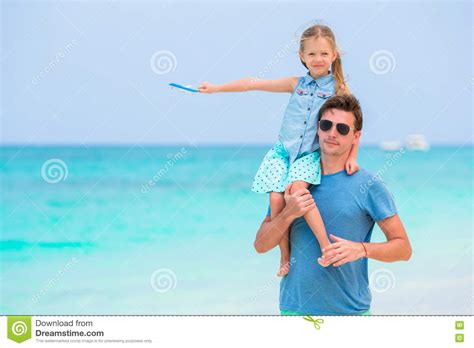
[251,142,321,193]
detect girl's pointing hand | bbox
[198,81,219,94]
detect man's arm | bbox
[253,212,293,254]
[322,214,412,266]
[254,187,315,253]
[364,214,412,262]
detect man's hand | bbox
[282,183,315,220]
[321,234,366,267]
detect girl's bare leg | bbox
[290,181,331,266]
[269,192,291,276]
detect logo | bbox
[302,316,324,330]
[7,316,32,343]
[369,268,396,293]
[369,49,396,75]
[150,268,177,293]
[296,88,308,96]
[41,158,68,184]
[150,50,177,75]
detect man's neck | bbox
[320,153,349,175]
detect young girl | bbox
[198,25,359,276]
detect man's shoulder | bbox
[342,168,379,184]
[317,168,388,191]
[348,168,390,193]
[353,168,379,181]
[353,168,392,196]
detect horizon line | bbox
[0,142,472,147]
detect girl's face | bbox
[299,37,338,78]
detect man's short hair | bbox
[318,94,363,131]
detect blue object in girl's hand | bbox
[169,83,199,93]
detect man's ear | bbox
[353,131,361,144]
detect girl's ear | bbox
[299,51,305,63]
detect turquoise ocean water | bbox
[0,145,472,314]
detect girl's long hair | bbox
[299,25,350,96]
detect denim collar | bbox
[302,71,334,88]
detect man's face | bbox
[317,108,360,156]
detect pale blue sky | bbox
[1,0,472,145]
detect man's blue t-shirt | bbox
[279,169,397,315]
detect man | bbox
[254,94,412,315]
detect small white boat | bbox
[380,141,403,151]
[406,134,430,151]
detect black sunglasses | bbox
[319,119,354,136]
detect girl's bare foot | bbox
[317,242,331,267]
[277,259,291,277]
[317,257,330,267]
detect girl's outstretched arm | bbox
[198,77,299,94]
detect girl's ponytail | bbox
[332,55,350,96]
